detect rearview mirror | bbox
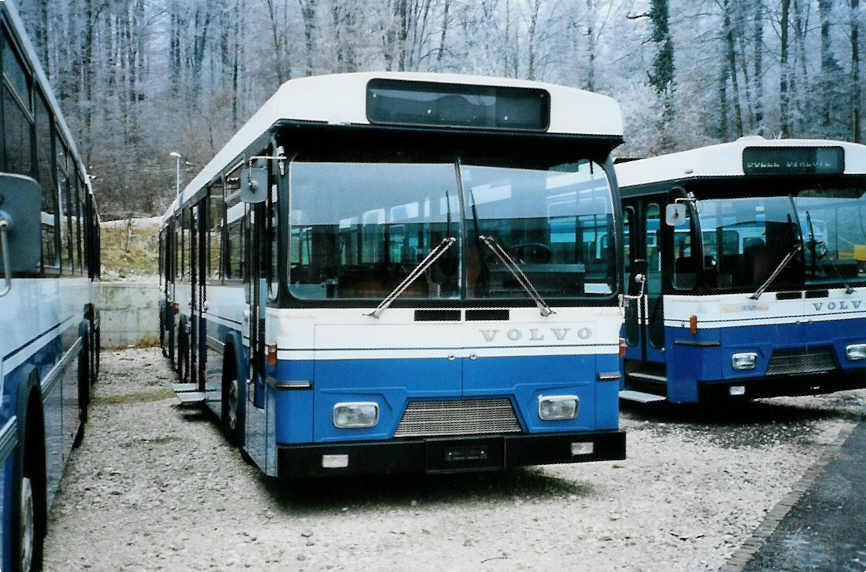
[665,203,687,227]
[0,174,42,295]
[240,166,268,203]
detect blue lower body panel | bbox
[661,319,866,403]
[269,354,620,445]
[264,353,623,476]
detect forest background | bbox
[14,0,865,219]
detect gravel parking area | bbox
[43,348,866,571]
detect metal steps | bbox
[171,383,198,392]
[172,383,205,405]
[176,391,206,404]
[619,390,666,403]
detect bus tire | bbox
[77,324,91,430]
[159,302,167,357]
[13,385,46,572]
[221,345,243,446]
[92,313,101,384]
[177,319,189,383]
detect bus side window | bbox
[175,214,182,281]
[181,208,188,280]
[208,185,224,282]
[672,206,696,290]
[35,91,59,272]
[75,176,83,274]
[267,173,279,299]
[226,202,244,281]
[623,206,635,278]
[62,175,75,274]
[2,30,33,176]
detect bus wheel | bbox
[159,310,166,357]
[221,352,241,445]
[14,394,46,572]
[18,476,35,572]
[77,335,91,431]
[177,332,188,382]
[93,327,101,383]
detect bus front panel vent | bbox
[394,399,521,438]
[765,347,837,376]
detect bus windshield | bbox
[288,157,616,301]
[695,183,866,291]
[794,186,866,286]
[289,161,461,300]
[697,197,802,290]
[463,160,615,299]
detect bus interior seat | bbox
[743,240,769,283]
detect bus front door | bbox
[622,201,668,401]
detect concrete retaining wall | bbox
[95,281,160,348]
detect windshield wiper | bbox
[750,243,802,300]
[805,210,854,294]
[479,235,554,317]
[364,237,456,319]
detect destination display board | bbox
[366,78,550,131]
[742,146,844,175]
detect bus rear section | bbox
[616,139,866,404]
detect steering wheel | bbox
[507,242,552,264]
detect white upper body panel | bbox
[162,72,623,223]
[616,137,866,189]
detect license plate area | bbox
[425,437,505,473]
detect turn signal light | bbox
[689,315,698,335]
[619,338,626,358]
[267,343,277,366]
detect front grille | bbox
[394,398,522,438]
[765,347,837,376]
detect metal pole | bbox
[170,152,182,196]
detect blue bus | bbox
[615,137,866,403]
[159,72,626,477]
[0,1,101,569]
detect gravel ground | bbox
[43,348,866,571]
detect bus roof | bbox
[165,72,623,219]
[1,0,92,190]
[616,136,866,189]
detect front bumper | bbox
[276,430,626,478]
[698,368,866,401]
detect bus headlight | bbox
[333,402,379,428]
[846,344,866,361]
[732,352,758,370]
[538,395,579,421]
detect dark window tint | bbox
[367,79,549,131]
[61,176,75,273]
[3,87,32,175]
[226,207,244,280]
[208,187,224,281]
[3,33,29,109]
[36,93,58,271]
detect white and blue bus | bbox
[160,72,626,477]
[0,0,101,569]
[616,137,866,403]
